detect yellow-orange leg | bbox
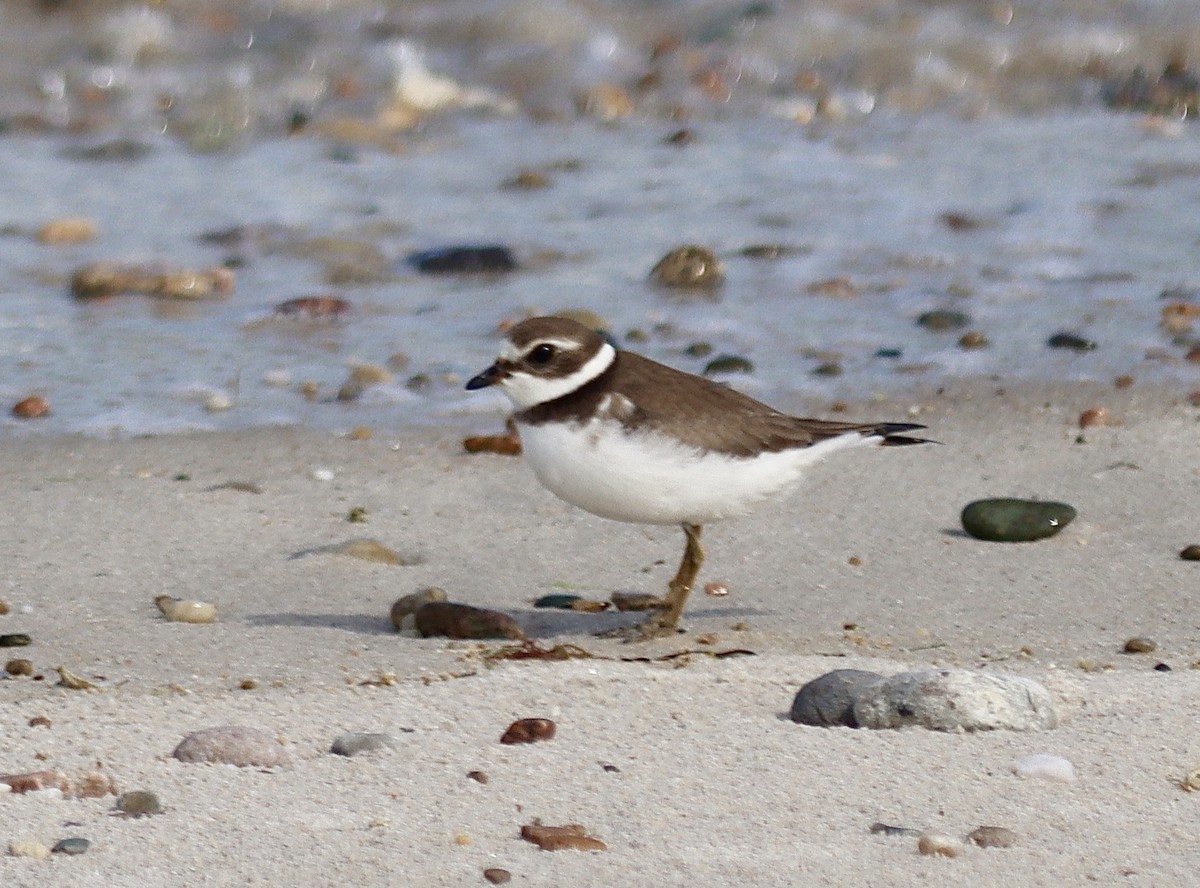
[651,523,704,633]
[598,523,705,642]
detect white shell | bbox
[156,596,218,624]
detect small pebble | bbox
[1180,544,1200,561]
[500,718,556,744]
[11,396,50,419]
[649,245,724,290]
[390,587,447,630]
[273,296,350,318]
[790,669,884,728]
[204,392,233,413]
[462,433,523,456]
[968,826,1018,849]
[173,725,292,768]
[1014,753,1076,782]
[917,831,960,858]
[575,82,634,120]
[703,354,754,375]
[155,595,218,624]
[534,594,584,610]
[408,245,517,274]
[414,602,525,640]
[330,732,397,757]
[116,790,163,817]
[347,506,369,523]
[610,591,666,612]
[1113,374,1135,389]
[1046,331,1097,351]
[57,666,97,689]
[312,467,335,482]
[1154,662,1172,672]
[5,658,33,676]
[961,498,1076,542]
[1123,636,1158,654]
[37,217,98,245]
[483,868,512,884]
[328,538,411,565]
[703,582,729,597]
[0,633,32,647]
[869,822,921,837]
[1078,407,1110,428]
[467,770,489,784]
[958,330,990,349]
[1181,767,1200,791]
[51,837,91,856]
[520,822,607,852]
[8,840,51,860]
[916,309,970,332]
[501,169,551,190]
[0,770,68,794]
[74,772,118,799]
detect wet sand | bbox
[1,379,1199,886]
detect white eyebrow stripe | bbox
[500,337,585,362]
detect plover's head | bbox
[466,316,616,410]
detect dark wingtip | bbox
[874,423,938,446]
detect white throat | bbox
[501,341,616,410]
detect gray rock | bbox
[51,837,91,855]
[790,669,884,727]
[852,669,1057,732]
[331,731,398,757]
[173,725,293,768]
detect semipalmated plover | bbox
[467,316,930,639]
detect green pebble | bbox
[703,354,754,375]
[917,310,970,332]
[534,594,583,610]
[0,633,31,647]
[117,790,162,817]
[961,498,1076,542]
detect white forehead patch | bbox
[499,341,616,410]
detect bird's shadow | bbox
[518,604,767,639]
[241,605,768,640]
[243,612,394,635]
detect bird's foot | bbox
[595,615,683,643]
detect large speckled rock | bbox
[852,669,1057,732]
[173,725,293,768]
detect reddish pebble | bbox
[1078,407,1110,428]
[0,769,68,794]
[703,582,729,597]
[1113,374,1134,389]
[521,822,607,852]
[500,718,556,744]
[11,396,50,419]
[483,868,511,884]
[274,295,351,318]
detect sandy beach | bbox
[2,379,1199,887]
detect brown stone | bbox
[500,718,556,745]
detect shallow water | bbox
[0,1,1197,437]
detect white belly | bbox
[515,417,874,526]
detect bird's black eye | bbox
[529,343,556,364]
